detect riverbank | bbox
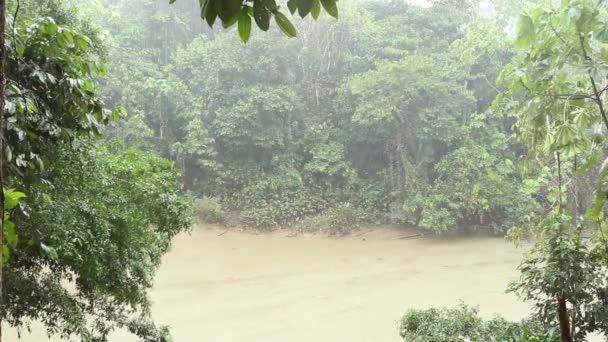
[201,223,425,239]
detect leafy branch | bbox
[577,32,608,131]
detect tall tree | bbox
[500,0,608,340]
[0,3,192,340]
[0,0,7,338]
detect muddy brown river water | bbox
[8,227,531,342]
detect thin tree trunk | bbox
[571,155,579,218]
[557,295,572,342]
[555,153,573,342]
[0,0,7,339]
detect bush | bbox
[297,203,376,235]
[417,142,537,234]
[296,214,329,233]
[303,142,357,192]
[352,178,395,213]
[194,197,226,224]
[237,171,321,229]
[326,203,372,234]
[399,305,558,342]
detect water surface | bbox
[8,227,529,341]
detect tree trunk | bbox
[0,0,7,339]
[557,295,573,342]
[571,155,579,218]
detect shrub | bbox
[298,203,376,235]
[325,203,372,234]
[303,142,357,191]
[194,197,226,224]
[296,214,330,233]
[417,142,537,234]
[399,304,558,342]
[237,171,321,229]
[352,178,395,213]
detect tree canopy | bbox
[76,0,538,235]
[498,0,608,340]
[2,2,192,340]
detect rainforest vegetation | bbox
[82,0,537,234]
[3,0,608,341]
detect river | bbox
[7,227,530,341]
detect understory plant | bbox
[400,304,558,342]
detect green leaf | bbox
[118,106,128,117]
[576,153,598,176]
[26,99,39,113]
[74,35,89,50]
[203,0,218,26]
[600,46,608,63]
[274,12,297,37]
[262,0,278,12]
[216,0,242,22]
[311,0,321,19]
[41,243,58,260]
[42,22,58,35]
[169,0,177,3]
[287,0,297,15]
[320,0,338,18]
[586,193,606,220]
[62,30,74,44]
[16,43,24,57]
[554,123,577,147]
[515,69,528,86]
[93,62,108,76]
[5,188,26,210]
[223,13,239,28]
[515,14,535,48]
[4,219,18,248]
[298,0,313,18]
[253,0,270,31]
[199,0,207,16]
[238,11,252,42]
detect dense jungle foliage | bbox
[77,0,541,234]
[3,1,192,340]
[5,0,608,341]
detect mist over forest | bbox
[83,0,536,234]
[3,0,608,341]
